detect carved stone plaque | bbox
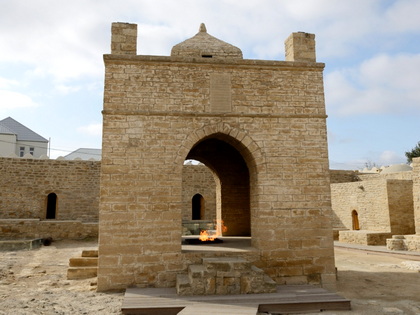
[210,74,231,112]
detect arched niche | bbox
[46,193,57,219]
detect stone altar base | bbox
[176,257,276,296]
[339,230,392,245]
[387,234,420,252]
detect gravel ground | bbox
[0,240,419,314]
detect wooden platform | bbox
[121,285,351,315]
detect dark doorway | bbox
[46,193,57,219]
[192,194,205,220]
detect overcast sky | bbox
[0,0,419,169]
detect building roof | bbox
[381,164,412,174]
[171,23,243,59]
[0,123,15,136]
[0,117,48,142]
[64,148,102,160]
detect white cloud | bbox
[330,151,405,170]
[0,90,38,110]
[384,0,420,33]
[378,150,405,166]
[77,123,102,137]
[0,0,418,84]
[0,2,109,82]
[137,24,185,56]
[327,130,355,146]
[0,77,19,89]
[0,0,419,170]
[54,84,82,95]
[325,53,420,116]
[329,158,367,171]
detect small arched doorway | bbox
[46,193,57,219]
[352,210,359,230]
[192,194,205,220]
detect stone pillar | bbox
[413,157,420,234]
[111,22,137,55]
[285,32,316,62]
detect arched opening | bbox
[352,210,359,230]
[186,135,251,236]
[192,194,205,220]
[46,193,57,219]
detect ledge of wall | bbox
[0,219,98,240]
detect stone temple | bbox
[97,22,336,292]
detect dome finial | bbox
[199,23,207,33]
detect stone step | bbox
[82,250,98,257]
[188,264,206,280]
[69,257,98,267]
[203,257,251,274]
[67,267,97,280]
[176,274,193,296]
[264,275,277,286]
[177,257,277,296]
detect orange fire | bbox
[199,220,227,242]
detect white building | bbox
[64,148,102,160]
[0,117,49,158]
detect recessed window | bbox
[352,210,359,230]
[46,193,57,219]
[192,194,205,220]
[19,147,25,157]
[29,147,34,155]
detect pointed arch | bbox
[176,123,265,237]
[175,122,266,177]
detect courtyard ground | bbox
[0,240,419,314]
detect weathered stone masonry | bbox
[413,157,420,233]
[182,164,216,225]
[0,157,99,239]
[97,23,336,291]
[331,179,414,237]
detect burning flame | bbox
[199,220,227,242]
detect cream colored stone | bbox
[97,22,335,292]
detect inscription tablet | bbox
[210,74,231,112]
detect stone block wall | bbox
[329,170,359,183]
[285,32,316,62]
[358,171,413,181]
[387,235,420,251]
[339,230,392,245]
[0,219,98,240]
[182,164,216,221]
[111,22,137,55]
[0,157,216,240]
[0,157,100,222]
[413,157,420,234]
[331,179,390,231]
[387,180,415,235]
[331,178,415,235]
[98,23,335,291]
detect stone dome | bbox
[171,23,243,59]
[381,164,412,174]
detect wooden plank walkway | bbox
[121,285,351,314]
